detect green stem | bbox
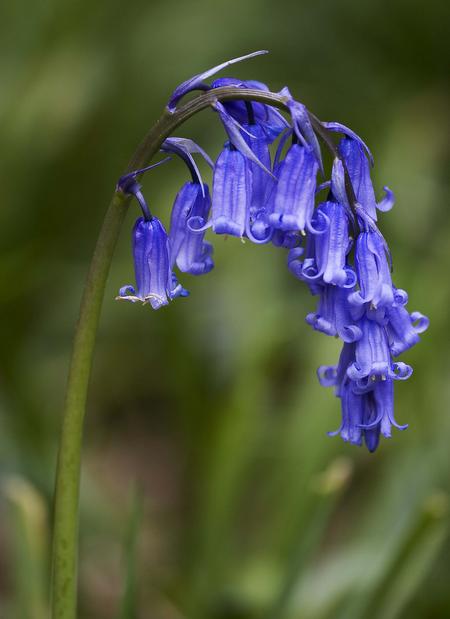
[50,86,339,618]
[51,191,129,618]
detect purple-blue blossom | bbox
[338,137,395,221]
[348,231,395,318]
[310,201,351,286]
[210,144,251,237]
[117,217,188,310]
[304,284,362,343]
[346,317,413,386]
[269,142,318,233]
[169,182,214,275]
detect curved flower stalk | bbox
[51,51,429,619]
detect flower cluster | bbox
[290,147,429,451]
[116,52,428,452]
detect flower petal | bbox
[377,186,395,212]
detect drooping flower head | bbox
[115,52,429,451]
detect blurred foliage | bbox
[0,0,449,617]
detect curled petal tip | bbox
[377,186,395,212]
[410,312,430,334]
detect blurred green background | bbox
[1,0,449,617]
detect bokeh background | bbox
[1,0,449,617]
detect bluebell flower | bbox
[210,143,251,237]
[169,182,213,275]
[336,377,407,452]
[116,56,429,451]
[288,230,360,343]
[277,118,425,452]
[346,317,412,385]
[118,217,189,310]
[206,129,273,242]
[166,104,275,246]
[269,143,318,233]
[286,185,354,288]
[211,101,276,242]
[241,122,277,243]
[242,123,274,210]
[268,131,315,248]
[348,231,395,317]
[310,201,352,286]
[305,283,362,342]
[319,343,408,451]
[338,137,395,220]
[387,302,430,356]
[160,137,215,274]
[116,158,188,309]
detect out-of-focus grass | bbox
[3,476,49,619]
[1,0,449,617]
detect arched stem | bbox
[50,86,346,618]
